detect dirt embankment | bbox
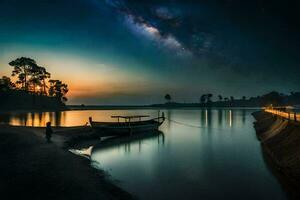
[0,125,134,200]
[253,111,300,187]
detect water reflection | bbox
[200,109,206,127]
[90,109,286,200]
[166,110,172,130]
[92,131,165,154]
[0,109,255,128]
[1,111,65,126]
[0,109,289,199]
[1,110,168,127]
[242,109,246,124]
[218,109,223,126]
[229,110,232,127]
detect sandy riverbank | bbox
[252,111,300,198]
[0,125,134,200]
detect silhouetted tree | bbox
[34,66,51,95]
[207,94,213,102]
[28,65,42,93]
[49,80,69,102]
[9,57,37,91]
[260,91,284,106]
[18,63,51,95]
[242,96,246,101]
[200,94,206,104]
[165,94,171,103]
[206,93,213,107]
[218,95,223,101]
[15,73,25,89]
[224,97,229,101]
[0,76,15,92]
[2,57,69,110]
[230,96,234,101]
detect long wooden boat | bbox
[89,113,165,138]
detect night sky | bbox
[0,0,300,105]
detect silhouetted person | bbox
[45,122,53,143]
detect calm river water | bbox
[1,109,288,199]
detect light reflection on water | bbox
[0,109,238,128]
[0,110,163,127]
[0,112,67,127]
[0,109,287,199]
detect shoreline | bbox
[0,107,70,114]
[68,105,262,110]
[0,106,262,114]
[0,125,135,200]
[252,111,300,197]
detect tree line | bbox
[165,93,246,104]
[0,57,68,102]
[164,91,300,107]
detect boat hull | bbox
[90,118,164,137]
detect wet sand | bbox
[0,125,134,200]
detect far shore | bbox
[0,124,135,200]
[0,106,262,115]
[0,107,69,114]
[68,104,262,110]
